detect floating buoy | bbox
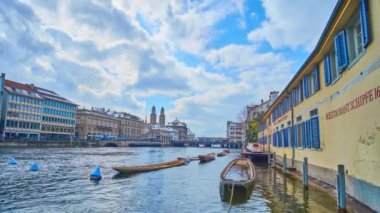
[8,158,17,165]
[90,166,102,180]
[30,162,40,171]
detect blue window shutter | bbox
[299,82,303,102]
[301,122,306,148]
[306,120,311,148]
[295,125,299,147]
[324,55,332,86]
[291,126,295,148]
[292,89,297,106]
[284,128,288,147]
[360,0,370,48]
[311,117,320,149]
[314,65,320,91]
[303,77,308,98]
[334,31,349,73]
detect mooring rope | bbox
[227,182,235,213]
[227,163,257,213]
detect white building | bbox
[226,121,244,144]
[244,91,279,142]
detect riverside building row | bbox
[0,74,145,141]
[258,0,379,211]
[0,74,78,140]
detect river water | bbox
[0,147,337,212]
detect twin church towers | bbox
[149,106,165,128]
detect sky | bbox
[0,0,337,137]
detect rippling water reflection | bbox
[0,147,337,212]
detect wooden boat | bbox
[220,158,255,189]
[113,159,186,174]
[217,150,228,157]
[199,153,216,163]
[223,149,230,153]
[189,156,200,161]
[219,180,254,203]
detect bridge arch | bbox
[104,142,118,147]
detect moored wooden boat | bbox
[199,153,216,163]
[189,156,200,161]
[113,159,186,174]
[220,158,255,189]
[223,149,230,153]
[217,151,228,157]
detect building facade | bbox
[0,77,43,140]
[75,108,120,140]
[166,118,188,141]
[112,112,143,139]
[0,74,77,141]
[258,0,379,211]
[30,85,77,141]
[244,91,278,142]
[226,121,244,144]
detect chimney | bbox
[261,99,264,104]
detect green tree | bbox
[246,113,264,142]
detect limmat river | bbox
[0,147,337,212]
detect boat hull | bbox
[199,153,216,163]
[219,181,254,203]
[113,159,186,174]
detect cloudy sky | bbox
[0,0,337,136]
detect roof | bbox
[262,0,345,120]
[5,80,32,91]
[167,118,187,127]
[4,80,43,99]
[30,85,77,105]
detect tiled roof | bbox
[4,80,33,91]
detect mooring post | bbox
[283,154,287,174]
[337,164,346,211]
[303,157,308,189]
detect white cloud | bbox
[247,0,337,51]
[1,0,336,136]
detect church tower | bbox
[150,106,157,124]
[159,107,165,128]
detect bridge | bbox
[171,141,241,148]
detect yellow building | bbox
[258,0,380,211]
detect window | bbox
[346,10,363,63]
[297,124,302,148]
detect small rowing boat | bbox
[113,159,186,174]
[217,150,230,157]
[199,153,216,163]
[220,158,255,189]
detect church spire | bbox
[150,105,157,124]
[159,107,165,128]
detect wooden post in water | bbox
[337,164,346,211]
[303,157,308,189]
[283,154,287,174]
